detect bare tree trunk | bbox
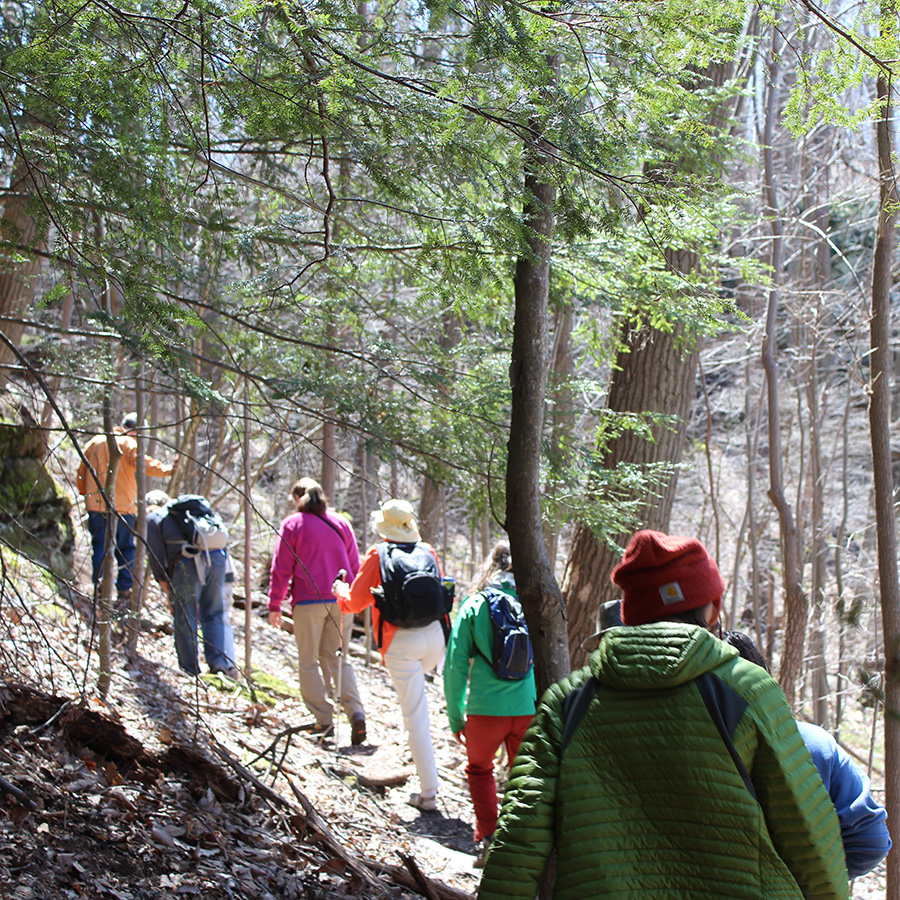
[97,385,121,699]
[244,386,253,678]
[806,298,829,727]
[126,368,148,655]
[418,473,442,545]
[507,52,568,695]
[562,321,698,667]
[0,154,48,389]
[418,310,462,545]
[543,304,575,571]
[321,418,337,499]
[834,389,851,736]
[321,320,338,499]
[561,59,734,669]
[761,41,804,706]
[870,34,900,896]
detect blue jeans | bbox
[171,550,236,675]
[87,511,136,593]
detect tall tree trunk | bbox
[761,41,804,706]
[243,386,253,678]
[506,52,568,695]
[806,297,829,727]
[126,369,148,655]
[419,309,462,545]
[418,472,442,545]
[321,318,338,498]
[561,60,734,669]
[543,304,575,571]
[563,321,698,666]
[870,27,900,895]
[0,154,48,388]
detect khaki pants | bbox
[291,602,364,727]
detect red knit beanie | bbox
[611,530,724,626]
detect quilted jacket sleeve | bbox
[797,722,890,878]
[741,674,849,900]
[476,674,576,900]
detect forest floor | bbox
[0,554,889,900]
[0,560,484,900]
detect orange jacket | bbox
[76,430,174,515]
[333,542,444,656]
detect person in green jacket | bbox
[477,529,849,900]
[444,542,536,866]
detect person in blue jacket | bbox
[723,630,891,879]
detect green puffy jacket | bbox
[477,622,848,900]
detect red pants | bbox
[464,713,533,841]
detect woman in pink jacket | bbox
[267,478,366,744]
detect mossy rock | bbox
[250,669,304,699]
[0,452,75,581]
[0,421,46,460]
[0,457,69,510]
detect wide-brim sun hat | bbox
[372,499,421,543]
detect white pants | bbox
[384,619,445,794]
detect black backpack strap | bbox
[694,671,757,800]
[560,675,599,756]
[315,511,345,542]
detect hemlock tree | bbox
[0,0,778,679]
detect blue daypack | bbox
[476,586,534,681]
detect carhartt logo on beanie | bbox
[611,530,723,626]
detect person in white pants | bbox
[333,499,450,811]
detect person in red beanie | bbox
[477,530,848,900]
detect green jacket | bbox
[477,623,848,900]
[443,578,536,734]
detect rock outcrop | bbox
[0,415,75,580]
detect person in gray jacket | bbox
[145,490,237,679]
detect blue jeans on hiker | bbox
[87,511,136,594]
[170,549,235,675]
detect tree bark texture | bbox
[419,309,462,546]
[870,44,900,898]
[761,44,805,707]
[543,304,575,571]
[506,53,568,695]
[561,59,734,669]
[0,154,48,388]
[563,321,697,667]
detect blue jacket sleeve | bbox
[798,722,891,878]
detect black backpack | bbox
[167,494,229,554]
[475,586,534,681]
[373,542,454,646]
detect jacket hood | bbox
[590,621,738,690]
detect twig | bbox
[285,777,388,895]
[30,699,72,735]
[0,773,38,809]
[398,852,440,900]
[368,858,475,900]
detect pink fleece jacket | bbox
[268,510,360,609]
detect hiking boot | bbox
[308,722,334,739]
[408,791,438,813]
[350,715,367,746]
[211,666,240,680]
[474,834,493,868]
